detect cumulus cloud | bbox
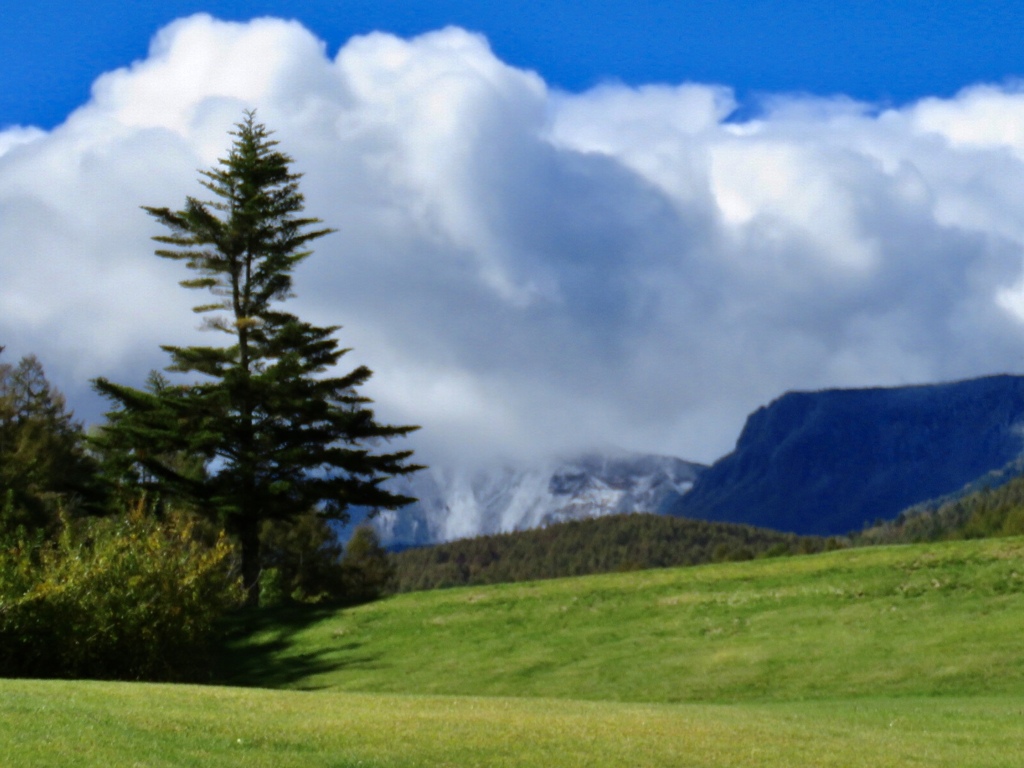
[3,14,1024,465]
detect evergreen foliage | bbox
[89,371,206,508]
[0,351,100,529]
[259,511,345,605]
[93,112,420,603]
[258,520,395,606]
[858,473,1024,544]
[340,526,395,602]
[390,512,834,591]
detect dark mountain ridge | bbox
[671,374,1024,535]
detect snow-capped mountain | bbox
[351,451,706,547]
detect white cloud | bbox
[2,15,1024,465]
[910,83,1024,152]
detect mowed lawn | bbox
[2,680,1022,767]
[3,537,1024,766]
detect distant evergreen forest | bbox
[390,513,837,592]
[858,473,1024,545]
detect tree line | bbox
[390,512,839,591]
[857,471,1024,545]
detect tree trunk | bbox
[239,513,261,607]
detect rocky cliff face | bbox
[353,451,706,547]
[670,375,1024,535]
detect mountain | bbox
[350,451,706,547]
[670,374,1024,536]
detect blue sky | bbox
[5,1,1024,130]
[5,4,1024,465]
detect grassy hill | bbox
[220,536,1024,702]
[3,537,1024,766]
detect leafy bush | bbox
[0,506,242,681]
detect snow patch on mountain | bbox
[362,451,706,547]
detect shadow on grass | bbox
[212,601,380,690]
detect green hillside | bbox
[222,536,1024,703]
[3,537,1023,766]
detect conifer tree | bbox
[94,112,420,603]
[0,351,100,529]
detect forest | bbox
[858,471,1024,545]
[390,512,836,591]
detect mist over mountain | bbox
[670,375,1024,536]
[350,452,705,547]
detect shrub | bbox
[0,506,242,681]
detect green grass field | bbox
[2,680,1022,767]
[221,537,1024,702]
[4,537,1024,766]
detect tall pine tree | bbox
[94,112,420,603]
